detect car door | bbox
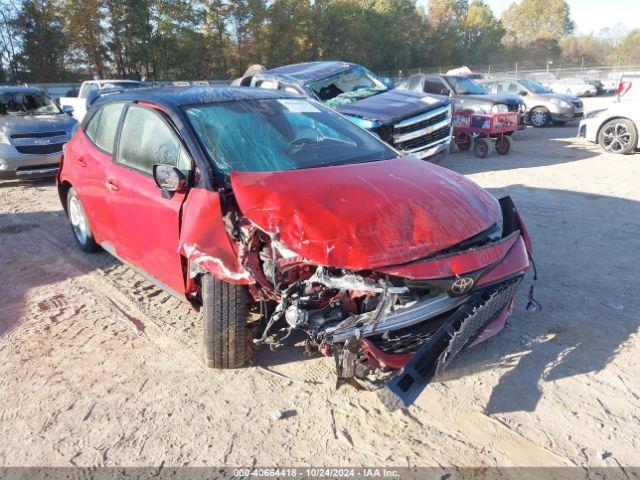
[73,101,127,246]
[107,104,193,297]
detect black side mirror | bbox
[153,164,187,198]
[62,105,74,116]
[519,90,528,96]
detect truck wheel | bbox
[474,138,492,158]
[530,108,550,128]
[495,136,511,155]
[66,188,99,252]
[598,118,638,155]
[202,274,250,369]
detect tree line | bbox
[0,0,639,83]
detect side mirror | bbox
[62,105,74,116]
[153,164,187,197]
[440,88,451,96]
[519,90,528,96]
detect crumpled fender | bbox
[178,188,253,285]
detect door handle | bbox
[77,157,87,167]
[105,179,119,192]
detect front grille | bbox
[369,277,521,357]
[573,112,583,118]
[394,126,450,151]
[10,130,66,139]
[14,143,65,155]
[507,104,519,112]
[16,163,59,173]
[394,111,448,135]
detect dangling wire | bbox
[525,252,542,311]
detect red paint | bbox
[178,188,253,285]
[231,156,501,270]
[361,339,414,370]
[475,236,530,288]
[379,232,519,279]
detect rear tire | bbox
[202,274,250,369]
[495,136,511,155]
[66,188,99,252]
[598,118,638,155]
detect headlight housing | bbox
[0,130,10,144]
[491,104,508,113]
[584,108,606,119]
[551,98,571,109]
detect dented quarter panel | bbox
[178,188,253,285]
[230,156,501,270]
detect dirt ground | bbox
[0,96,639,468]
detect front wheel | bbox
[202,274,251,369]
[598,118,638,154]
[495,136,511,155]
[474,138,492,158]
[530,108,550,128]
[67,188,99,252]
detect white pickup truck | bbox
[59,79,145,121]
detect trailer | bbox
[452,111,519,158]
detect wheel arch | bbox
[58,180,73,214]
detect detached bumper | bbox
[0,145,62,179]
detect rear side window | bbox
[117,105,190,175]
[84,102,125,154]
[423,78,448,95]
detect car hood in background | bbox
[230,156,501,270]
[335,89,449,124]
[486,94,524,106]
[0,114,77,136]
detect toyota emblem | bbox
[451,277,474,295]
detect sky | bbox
[419,0,640,35]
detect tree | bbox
[560,35,612,67]
[617,29,640,65]
[501,0,574,48]
[64,0,109,77]
[13,0,68,82]
[461,0,503,64]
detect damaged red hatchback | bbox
[58,87,532,407]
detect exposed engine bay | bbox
[208,190,535,408]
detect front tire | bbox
[66,188,98,252]
[530,108,550,128]
[202,274,250,369]
[598,118,638,154]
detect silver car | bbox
[479,78,584,127]
[0,86,77,179]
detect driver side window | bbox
[116,105,191,176]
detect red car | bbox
[58,87,532,407]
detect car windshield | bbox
[307,66,388,109]
[448,76,487,95]
[0,91,61,115]
[186,98,396,176]
[519,79,551,94]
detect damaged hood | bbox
[335,90,448,124]
[230,156,501,270]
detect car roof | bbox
[260,61,357,84]
[93,85,299,110]
[0,86,45,94]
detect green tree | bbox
[13,0,68,82]
[617,29,640,65]
[501,0,574,48]
[560,35,612,67]
[64,0,109,77]
[461,0,503,64]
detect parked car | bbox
[548,77,597,97]
[0,86,77,180]
[58,86,532,406]
[524,72,557,88]
[248,62,452,162]
[479,78,583,127]
[400,74,527,128]
[59,79,146,121]
[579,74,640,154]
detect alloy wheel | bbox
[531,110,548,127]
[68,195,88,245]
[601,123,632,153]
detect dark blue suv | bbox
[249,62,452,162]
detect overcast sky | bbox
[419,0,640,35]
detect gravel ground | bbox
[0,96,638,468]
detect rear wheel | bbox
[495,136,511,155]
[202,274,251,369]
[66,188,98,252]
[454,132,471,151]
[530,108,550,128]
[598,118,638,154]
